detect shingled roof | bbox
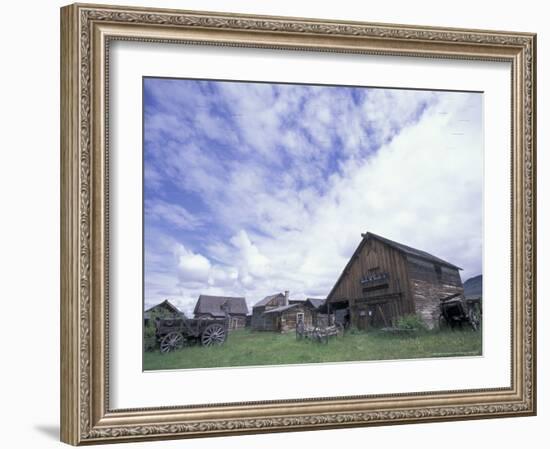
[366,232,462,270]
[193,295,248,317]
[263,304,299,315]
[145,299,181,315]
[253,293,284,308]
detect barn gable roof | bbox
[327,232,462,300]
[193,295,248,317]
[368,233,462,270]
[253,293,284,308]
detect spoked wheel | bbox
[159,332,186,354]
[201,323,226,346]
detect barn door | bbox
[368,303,390,328]
[357,307,369,330]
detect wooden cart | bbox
[155,316,228,353]
[296,321,344,344]
[439,293,481,331]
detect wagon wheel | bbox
[159,332,186,354]
[201,323,226,346]
[468,307,481,331]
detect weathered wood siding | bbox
[251,306,269,330]
[407,256,464,328]
[252,305,313,332]
[327,238,414,329]
[279,305,313,333]
[195,313,246,331]
[312,312,332,327]
[228,315,247,330]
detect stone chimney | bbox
[284,290,289,306]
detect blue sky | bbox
[143,78,483,314]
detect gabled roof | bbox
[193,295,248,317]
[327,232,462,300]
[367,232,462,270]
[305,298,325,309]
[253,293,284,308]
[145,299,181,315]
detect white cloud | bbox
[145,199,203,230]
[230,230,270,280]
[208,265,239,287]
[144,81,483,315]
[175,244,212,284]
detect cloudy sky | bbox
[143,77,483,315]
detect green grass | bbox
[143,328,482,371]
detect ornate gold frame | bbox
[60,2,537,445]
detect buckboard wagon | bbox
[155,316,228,353]
[439,293,482,331]
[296,321,344,344]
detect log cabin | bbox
[144,299,182,326]
[251,291,314,332]
[326,232,464,329]
[193,295,248,330]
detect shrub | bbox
[395,314,427,332]
[144,321,158,351]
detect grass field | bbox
[143,328,482,371]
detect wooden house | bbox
[144,299,182,326]
[251,291,314,333]
[304,298,330,327]
[193,295,248,330]
[326,232,464,329]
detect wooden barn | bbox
[326,232,464,329]
[251,291,314,333]
[193,295,248,330]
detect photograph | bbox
[142,77,484,370]
[57,2,536,444]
